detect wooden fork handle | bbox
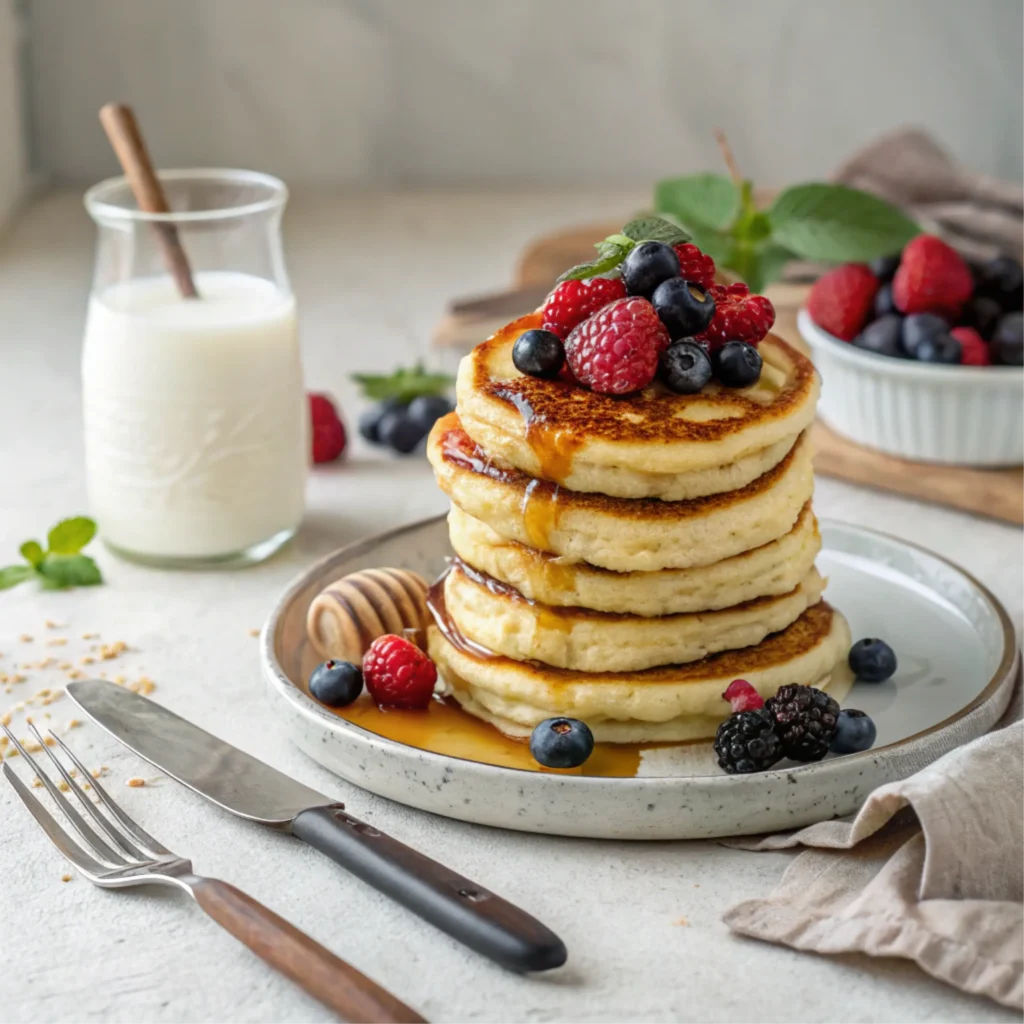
[191,877,425,1023]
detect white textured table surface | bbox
[1,190,1021,1024]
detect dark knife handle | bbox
[292,806,567,973]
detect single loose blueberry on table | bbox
[358,397,407,445]
[529,717,594,769]
[659,341,713,394]
[714,341,763,388]
[915,332,962,364]
[868,254,901,283]
[651,278,716,339]
[621,241,680,298]
[853,314,903,358]
[377,408,427,454]
[900,313,949,357]
[407,394,453,432]
[309,660,364,707]
[992,312,1024,366]
[513,328,565,379]
[848,638,897,682]
[829,709,877,755]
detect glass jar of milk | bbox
[82,169,306,567]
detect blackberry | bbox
[714,708,783,774]
[764,684,840,762]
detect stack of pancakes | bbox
[426,312,854,744]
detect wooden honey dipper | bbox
[307,569,431,663]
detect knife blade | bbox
[67,679,567,974]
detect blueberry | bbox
[853,314,903,358]
[310,660,363,707]
[714,341,763,388]
[873,283,899,319]
[901,313,949,356]
[621,241,680,298]
[407,394,452,432]
[961,295,1003,340]
[651,278,716,339]
[829,709,877,755]
[358,398,406,445]
[659,341,712,394]
[529,717,594,769]
[868,254,900,282]
[513,329,565,379]
[377,409,427,454]
[915,332,962,364]
[848,638,897,682]
[992,312,1024,366]
[976,255,1024,312]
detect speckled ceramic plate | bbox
[262,518,1018,840]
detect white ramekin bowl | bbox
[798,308,1023,466]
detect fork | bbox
[2,723,425,1024]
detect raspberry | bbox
[309,393,346,464]
[362,634,437,709]
[696,283,776,348]
[806,264,879,341]
[723,679,764,713]
[672,243,716,289]
[893,235,973,318]
[564,297,668,395]
[950,326,991,366]
[542,277,627,340]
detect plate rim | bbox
[262,515,1020,786]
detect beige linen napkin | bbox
[723,720,1024,1009]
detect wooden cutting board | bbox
[433,221,1023,526]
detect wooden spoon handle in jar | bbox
[98,102,199,299]
[191,876,426,1023]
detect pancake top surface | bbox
[463,311,817,451]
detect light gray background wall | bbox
[25,0,1024,187]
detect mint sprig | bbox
[557,217,691,283]
[0,516,103,591]
[351,364,454,403]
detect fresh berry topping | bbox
[915,332,962,364]
[868,254,901,283]
[362,634,437,709]
[829,709,877,755]
[873,282,899,319]
[723,678,764,713]
[697,283,776,348]
[309,660,364,707]
[309,393,347,464]
[993,313,1024,366]
[530,717,595,769]
[407,394,453,432]
[621,241,680,298]
[377,408,427,454]
[672,243,717,290]
[714,341,763,388]
[358,397,406,445]
[806,264,879,341]
[848,638,898,683]
[961,295,1003,340]
[950,327,991,366]
[513,329,566,379]
[659,341,712,394]
[900,313,950,356]
[892,235,973,317]
[764,685,840,763]
[564,297,668,395]
[714,709,783,774]
[975,255,1024,312]
[542,277,627,340]
[651,278,716,339]
[853,314,903,358]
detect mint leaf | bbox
[594,239,632,261]
[757,241,797,289]
[621,217,690,245]
[769,184,919,261]
[655,174,740,231]
[556,251,626,284]
[0,564,34,590]
[351,365,454,403]
[36,553,103,588]
[687,227,732,265]
[20,540,44,567]
[47,516,96,555]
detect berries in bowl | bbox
[799,238,1023,466]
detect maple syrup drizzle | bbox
[520,478,561,552]
[453,559,573,638]
[493,386,584,484]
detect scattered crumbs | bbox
[43,736,55,747]
[127,777,145,788]
[38,657,54,669]
[81,632,99,640]
[674,918,689,927]
[128,677,156,696]
[58,662,72,671]
[61,873,72,882]
[11,674,25,684]
[248,628,260,637]
[23,740,42,754]
[83,782,91,791]
[80,656,95,666]
[46,638,68,647]
[0,736,7,747]
[5,746,17,758]
[65,719,81,732]
[66,670,84,681]
[24,715,33,725]
[69,768,77,778]
[18,634,32,643]
[693,883,700,888]
[44,620,65,630]
[91,767,105,779]
[57,780,69,792]
[113,675,126,685]
[0,712,10,727]
[99,641,127,661]
[32,777,43,788]
[18,663,32,670]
